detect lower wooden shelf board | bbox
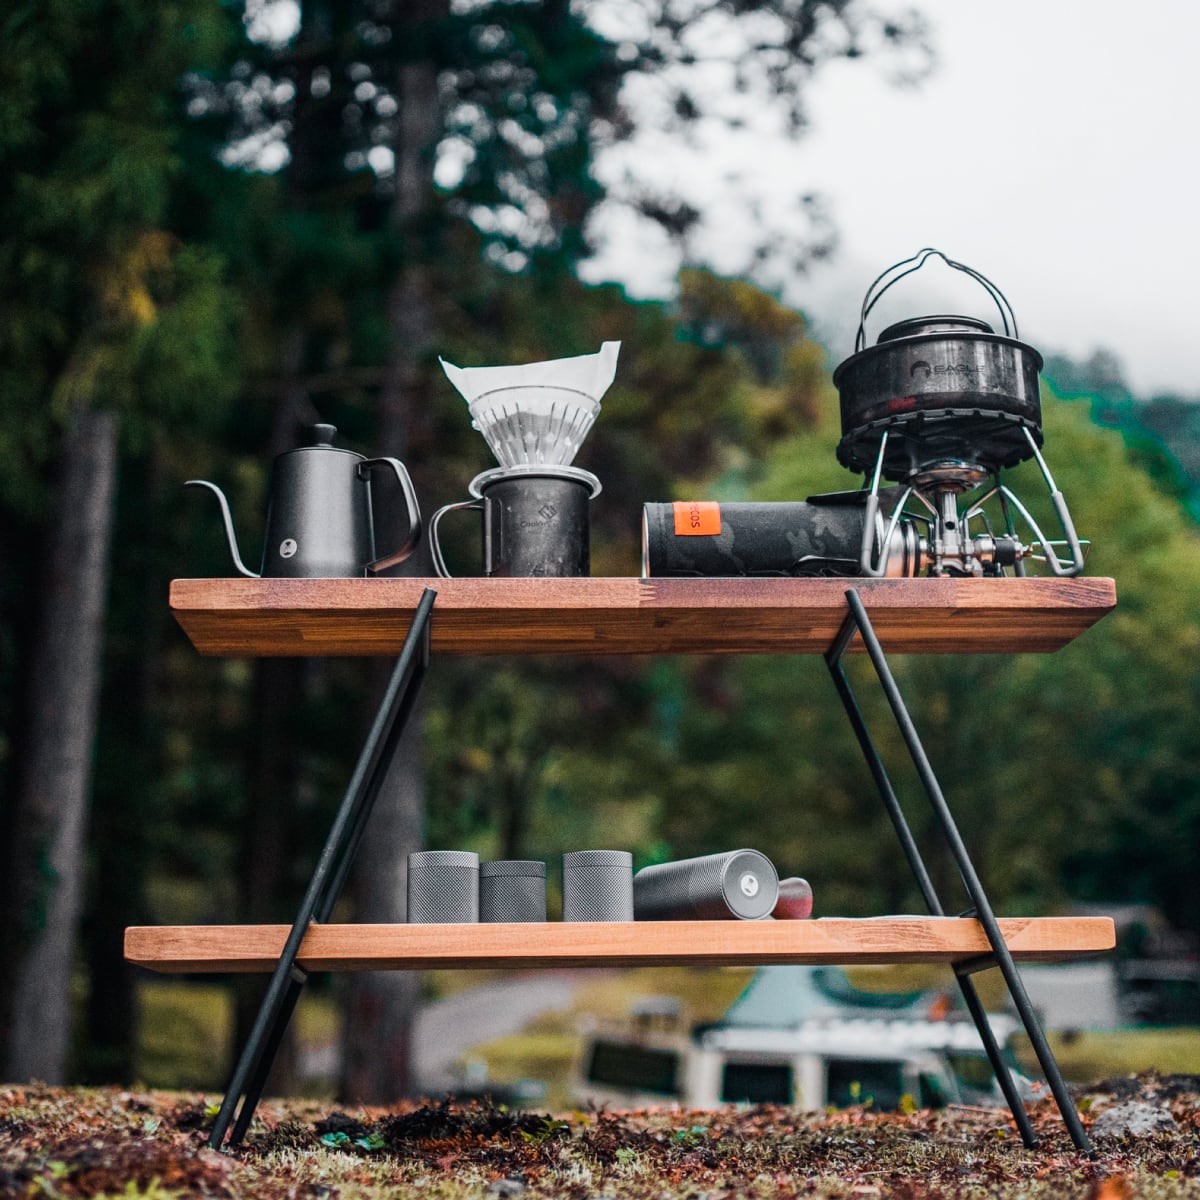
[124,915,1115,974]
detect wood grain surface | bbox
[125,916,1115,974]
[169,576,1117,657]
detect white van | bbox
[579,1020,991,1111]
[575,967,1031,1112]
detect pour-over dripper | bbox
[440,342,619,469]
[432,343,620,578]
[466,386,598,468]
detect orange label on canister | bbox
[673,501,722,536]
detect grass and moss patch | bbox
[0,1077,1198,1198]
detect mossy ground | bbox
[1,1076,1197,1199]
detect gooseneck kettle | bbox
[187,423,422,578]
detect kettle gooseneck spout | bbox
[185,480,259,578]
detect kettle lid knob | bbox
[309,423,337,447]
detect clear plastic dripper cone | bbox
[440,342,620,468]
[467,387,599,467]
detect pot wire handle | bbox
[855,248,1018,352]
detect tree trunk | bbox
[233,327,315,1096]
[338,699,426,1101]
[1,405,118,1082]
[338,2,446,1104]
[80,449,166,1084]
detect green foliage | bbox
[1045,351,1200,517]
[0,0,240,512]
[135,982,231,1090]
[423,272,831,865]
[1013,1028,1200,1081]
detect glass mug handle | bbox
[429,498,484,578]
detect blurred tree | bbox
[1045,350,1200,519]
[179,0,930,1103]
[0,0,240,1080]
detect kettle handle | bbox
[185,480,260,578]
[359,457,423,573]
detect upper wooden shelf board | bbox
[125,915,1115,974]
[170,575,1116,658]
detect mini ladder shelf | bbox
[144,576,1118,1156]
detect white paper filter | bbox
[440,342,620,467]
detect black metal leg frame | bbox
[208,587,437,1151]
[826,588,1093,1156]
[209,582,1090,1154]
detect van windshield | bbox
[720,1061,793,1105]
[826,1058,905,1111]
[585,1040,680,1096]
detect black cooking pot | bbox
[832,251,1045,481]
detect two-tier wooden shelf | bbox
[137,574,1118,973]
[138,574,1118,1152]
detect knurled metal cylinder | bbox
[633,849,779,921]
[561,850,633,922]
[480,860,547,923]
[407,850,479,923]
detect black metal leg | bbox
[208,587,437,1150]
[826,619,941,915]
[952,964,1041,1140]
[826,624,1041,1147]
[825,588,1093,1156]
[228,972,307,1146]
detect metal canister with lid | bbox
[561,850,634,922]
[480,860,547,922]
[407,850,479,923]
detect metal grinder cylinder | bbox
[480,860,547,922]
[633,850,779,921]
[561,850,634,922]
[407,850,479,923]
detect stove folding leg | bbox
[825,587,1094,1157]
[208,587,437,1152]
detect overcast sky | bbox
[582,1,1200,397]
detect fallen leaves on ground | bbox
[0,1074,1196,1198]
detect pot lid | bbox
[876,315,994,344]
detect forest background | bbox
[1,0,1198,1105]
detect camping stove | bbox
[831,249,1086,578]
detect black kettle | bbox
[187,423,422,578]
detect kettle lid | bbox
[287,423,360,458]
